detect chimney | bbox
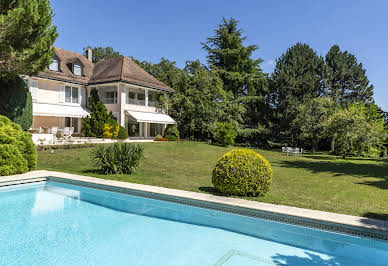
[86,47,93,62]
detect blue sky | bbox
[51,0,388,111]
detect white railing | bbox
[148,101,157,107]
[103,97,117,104]
[127,98,145,106]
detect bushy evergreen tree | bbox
[82,88,115,137]
[271,42,326,145]
[202,17,270,145]
[325,45,374,106]
[0,0,57,77]
[0,75,32,130]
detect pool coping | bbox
[3,170,388,240]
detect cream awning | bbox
[126,110,175,124]
[33,103,90,118]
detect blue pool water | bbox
[1,181,387,265]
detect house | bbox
[22,47,175,138]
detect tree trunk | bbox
[330,135,336,153]
[312,139,318,153]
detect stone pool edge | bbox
[3,170,388,240]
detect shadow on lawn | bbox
[198,186,224,196]
[362,212,388,221]
[279,158,388,189]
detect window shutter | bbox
[59,85,65,103]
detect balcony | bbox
[103,97,117,104]
[127,98,145,106]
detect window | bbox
[49,58,59,71]
[65,86,79,103]
[148,91,160,107]
[65,117,79,132]
[104,91,117,104]
[73,64,82,76]
[127,90,145,106]
[149,123,163,137]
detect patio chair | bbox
[63,127,71,137]
[39,126,44,134]
[51,127,58,136]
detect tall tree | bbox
[82,89,115,137]
[202,17,270,145]
[271,42,326,145]
[84,46,121,63]
[293,98,334,152]
[202,17,264,97]
[325,45,374,106]
[0,0,57,77]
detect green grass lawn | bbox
[37,141,388,220]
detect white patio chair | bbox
[69,127,74,137]
[63,127,71,137]
[39,126,44,134]
[51,127,58,135]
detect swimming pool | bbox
[1,181,387,265]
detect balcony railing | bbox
[103,97,117,104]
[148,101,157,107]
[127,98,145,106]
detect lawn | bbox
[37,141,388,220]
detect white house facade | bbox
[23,47,175,137]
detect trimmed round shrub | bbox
[0,144,28,176]
[164,124,179,139]
[166,135,177,141]
[0,75,32,130]
[91,142,144,174]
[214,122,237,146]
[116,126,128,139]
[0,115,37,175]
[212,148,273,196]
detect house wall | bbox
[32,116,60,129]
[28,77,87,107]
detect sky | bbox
[51,0,388,111]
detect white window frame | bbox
[49,58,59,71]
[127,89,145,106]
[65,86,79,104]
[104,91,118,104]
[73,64,82,76]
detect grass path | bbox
[37,141,388,220]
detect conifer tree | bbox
[325,45,374,106]
[82,89,115,137]
[0,0,58,77]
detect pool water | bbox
[1,181,387,265]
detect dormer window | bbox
[73,64,82,76]
[48,57,59,71]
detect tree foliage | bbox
[271,43,326,145]
[134,58,243,140]
[202,17,270,144]
[327,104,386,158]
[0,75,32,130]
[84,46,121,63]
[0,0,57,77]
[325,45,374,106]
[202,17,264,97]
[82,88,115,137]
[293,98,334,152]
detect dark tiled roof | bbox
[38,48,174,92]
[89,56,173,92]
[38,47,94,84]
